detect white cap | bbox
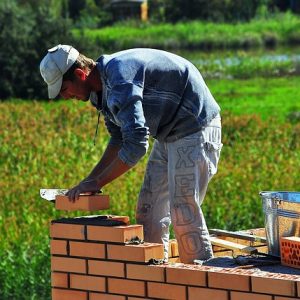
[40,44,79,99]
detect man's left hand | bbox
[66,178,101,202]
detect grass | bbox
[192,52,299,79]
[207,76,300,120]
[75,13,300,52]
[1,76,300,298]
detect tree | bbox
[0,0,74,99]
[150,0,273,23]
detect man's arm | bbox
[86,144,123,179]
[67,144,131,201]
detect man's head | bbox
[40,44,96,100]
[40,45,79,99]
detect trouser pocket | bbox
[204,129,223,178]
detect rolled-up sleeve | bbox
[107,82,150,166]
[104,116,123,146]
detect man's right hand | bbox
[66,178,101,202]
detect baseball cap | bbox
[40,44,79,99]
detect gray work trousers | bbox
[136,115,222,264]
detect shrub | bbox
[0,1,74,100]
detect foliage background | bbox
[1,0,299,99]
[1,0,300,299]
[1,77,300,298]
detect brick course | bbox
[148,282,187,299]
[51,272,69,288]
[251,276,297,297]
[107,243,164,262]
[166,264,207,286]
[69,241,105,258]
[88,224,143,243]
[126,264,165,281]
[208,270,250,291]
[70,274,106,292]
[88,260,125,277]
[108,278,146,296]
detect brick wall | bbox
[50,196,300,300]
[50,215,300,300]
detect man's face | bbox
[59,69,90,101]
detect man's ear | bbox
[74,68,87,80]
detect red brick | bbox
[52,288,87,300]
[231,291,272,300]
[107,243,164,262]
[51,256,86,273]
[70,274,106,292]
[126,264,165,282]
[88,260,125,277]
[148,282,186,300]
[51,272,69,288]
[55,194,110,211]
[280,237,300,269]
[188,287,229,300]
[128,298,153,300]
[274,297,300,300]
[208,271,250,291]
[69,241,105,258]
[108,278,146,297]
[50,239,68,255]
[50,223,85,240]
[90,293,126,300]
[251,276,296,296]
[166,265,206,286]
[87,224,143,243]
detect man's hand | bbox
[66,178,101,202]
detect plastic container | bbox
[260,191,300,257]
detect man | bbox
[40,44,222,264]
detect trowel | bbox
[40,189,69,202]
[40,188,102,202]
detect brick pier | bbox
[50,196,300,299]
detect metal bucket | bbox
[260,191,300,257]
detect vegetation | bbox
[0,0,74,100]
[38,0,299,26]
[183,48,300,79]
[1,0,299,99]
[208,77,300,120]
[1,76,300,298]
[76,13,300,52]
[149,0,272,23]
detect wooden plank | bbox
[209,229,266,243]
[209,236,258,254]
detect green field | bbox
[1,76,300,298]
[75,13,300,52]
[208,77,300,119]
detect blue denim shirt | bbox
[95,48,220,166]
